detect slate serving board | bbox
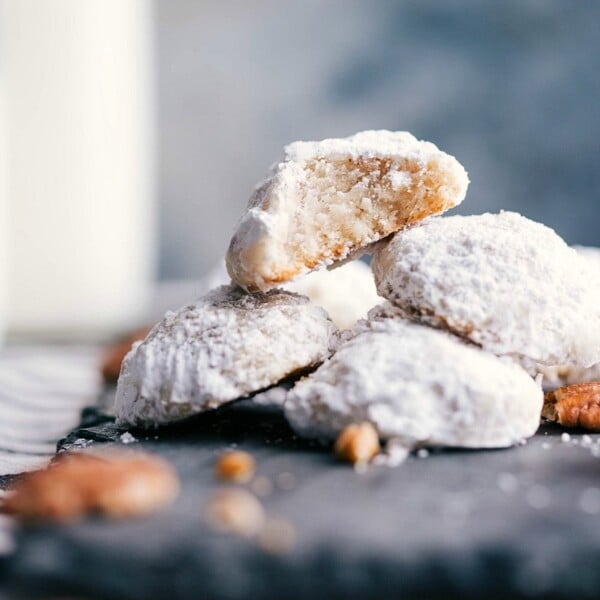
[2,401,600,600]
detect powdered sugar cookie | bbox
[227,130,469,291]
[285,316,542,449]
[115,285,336,427]
[372,212,600,369]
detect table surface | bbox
[2,396,599,600]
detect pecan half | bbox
[3,451,179,522]
[543,382,600,431]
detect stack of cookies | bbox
[115,131,600,456]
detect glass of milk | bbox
[1,0,156,339]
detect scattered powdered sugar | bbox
[372,212,600,369]
[285,316,542,450]
[68,438,94,450]
[119,432,137,445]
[115,285,336,427]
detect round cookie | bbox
[285,316,543,449]
[372,212,600,369]
[115,285,336,427]
[227,130,469,292]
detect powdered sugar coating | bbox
[285,260,380,330]
[538,246,600,387]
[226,130,468,291]
[283,130,455,162]
[191,260,379,331]
[574,245,600,274]
[372,212,600,368]
[115,285,336,427]
[285,316,542,449]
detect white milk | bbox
[0,21,6,345]
[1,0,155,338]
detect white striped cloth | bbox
[0,278,226,477]
[0,344,102,475]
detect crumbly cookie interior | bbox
[273,155,461,284]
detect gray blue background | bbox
[156,0,600,278]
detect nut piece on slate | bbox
[334,422,381,465]
[214,450,256,483]
[3,451,179,522]
[204,488,265,537]
[543,382,600,431]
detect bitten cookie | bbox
[227,130,469,291]
[285,316,542,449]
[115,285,336,427]
[372,212,600,369]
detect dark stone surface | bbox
[2,402,600,600]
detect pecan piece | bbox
[543,382,600,431]
[334,422,381,465]
[3,451,179,522]
[204,488,265,537]
[214,450,256,483]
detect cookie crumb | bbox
[204,489,265,537]
[334,423,380,465]
[258,517,295,555]
[119,432,137,445]
[214,451,255,483]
